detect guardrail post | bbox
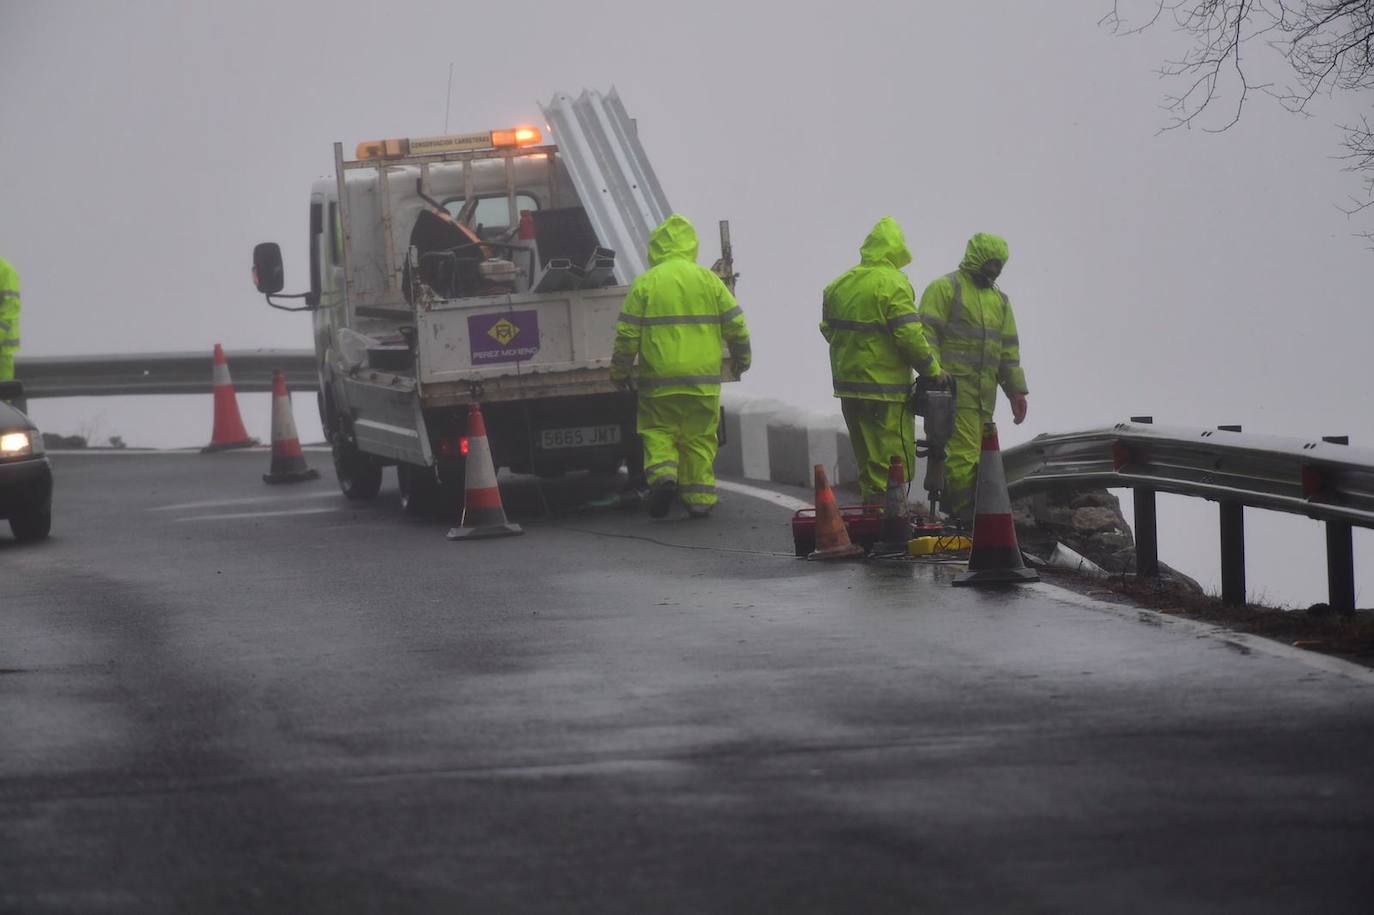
[1219,502,1246,607]
[1127,416,1158,577]
[1317,436,1355,612]
[1215,425,1247,607]
[1134,488,1159,577]
[1325,521,1356,613]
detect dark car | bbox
[0,381,53,541]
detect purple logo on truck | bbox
[468,310,540,364]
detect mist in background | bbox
[3,0,1370,605]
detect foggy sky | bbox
[2,0,1370,605]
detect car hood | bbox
[0,400,36,431]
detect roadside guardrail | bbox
[16,350,318,398]
[1004,418,1374,611]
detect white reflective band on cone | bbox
[464,435,499,490]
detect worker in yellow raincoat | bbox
[611,214,751,519]
[917,233,1029,520]
[821,217,944,502]
[0,258,19,383]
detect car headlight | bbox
[0,430,33,457]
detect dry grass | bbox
[1039,568,1374,668]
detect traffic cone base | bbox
[202,343,258,453]
[873,454,912,554]
[953,565,1039,586]
[808,464,865,561]
[447,521,524,541]
[953,423,1039,587]
[447,402,524,541]
[263,369,319,484]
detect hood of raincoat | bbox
[647,213,699,266]
[958,232,1010,273]
[858,217,912,269]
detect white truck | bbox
[251,89,737,514]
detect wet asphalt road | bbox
[2,451,1373,913]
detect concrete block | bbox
[766,406,841,487]
[718,392,781,481]
[832,416,857,486]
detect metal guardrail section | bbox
[17,350,318,398]
[1003,422,1374,528]
[1004,421,1373,610]
[540,88,672,284]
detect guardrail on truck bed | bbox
[1004,419,1374,611]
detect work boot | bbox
[685,503,713,520]
[648,480,677,519]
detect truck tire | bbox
[397,463,440,517]
[332,440,383,501]
[398,459,465,518]
[9,504,51,542]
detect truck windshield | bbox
[445,194,539,232]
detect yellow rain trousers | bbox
[612,214,750,509]
[0,258,19,383]
[917,233,1028,518]
[821,218,940,499]
[841,399,914,503]
[639,392,721,507]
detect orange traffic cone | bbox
[953,423,1038,586]
[201,343,258,453]
[873,454,911,552]
[808,464,865,561]
[446,402,523,541]
[262,370,319,484]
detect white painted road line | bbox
[716,479,810,513]
[173,507,343,523]
[152,491,341,512]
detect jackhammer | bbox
[909,376,956,520]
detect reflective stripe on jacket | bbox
[820,217,940,402]
[612,214,750,397]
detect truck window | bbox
[308,201,323,305]
[328,201,341,265]
[445,194,539,230]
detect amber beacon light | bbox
[356,126,543,160]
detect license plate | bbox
[539,424,622,449]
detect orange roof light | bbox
[491,126,542,148]
[356,126,543,160]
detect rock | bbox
[1012,486,1205,595]
[1158,564,1205,595]
[1071,506,1125,534]
[1069,490,1121,511]
[1093,530,1136,553]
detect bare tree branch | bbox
[1107,1,1374,232]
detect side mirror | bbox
[0,380,24,405]
[253,243,285,294]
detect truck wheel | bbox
[332,440,382,501]
[9,504,52,542]
[436,457,466,514]
[397,463,441,517]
